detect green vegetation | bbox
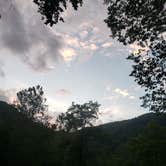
[1,101,166,166]
[16,85,47,117]
[56,101,100,132]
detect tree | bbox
[1,0,165,113]
[33,0,83,26]
[17,85,48,122]
[56,101,100,132]
[104,0,166,46]
[33,0,166,46]
[125,122,166,166]
[1,0,165,46]
[127,39,166,113]
[33,0,166,114]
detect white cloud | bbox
[0,60,5,77]
[106,85,111,92]
[80,30,89,39]
[55,89,71,96]
[114,88,136,100]
[102,42,112,48]
[47,97,69,113]
[104,87,136,101]
[60,48,77,62]
[114,88,129,97]
[53,0,115,63]
[129,43,149,55]
[64,34,80,47]
[129,96,136,99]
[0,88,17,103]
[100,105,126,123]
[100,104,144,123]
[92,27,99,34]
[90,44,98,50]
[0,0,63,72]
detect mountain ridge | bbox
[0,101,166,166]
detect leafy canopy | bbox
[104,0,166,45]
[1,0,165,114]
[127,39,166,113]
[34,0,166,46]
[33,0,83,26]
[17,85,48,122]
[56,101,100,132]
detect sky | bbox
[0,0,146,124]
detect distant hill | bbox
[0,101,166,166]
[0,101,65,165]
[97,112,166,144]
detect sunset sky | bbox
[0,0,146,124]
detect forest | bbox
[1,101,166,166]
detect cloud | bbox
[0,89,17,103]
[129,96,136,99]
[55,89,71,97]
[79,30,89,39]
[106,85,112,92]
[90,44,98,50]
[114,88,136,100]
[102,42,112,48]
[47,97,69,113]
[99,105,131,123]
[55,0,117,63]
[64,35,80,47]
[128,43,149,55]
[0,90,9,102]
[0,69,5,77]
[52,0,128,64]
[60,48,77,62]
[114,88,129,97]
[100,104,143,123]
[0,0,63,72]
[0,61,5,77]
[104,87,136,101]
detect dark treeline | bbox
[1,101,166,166]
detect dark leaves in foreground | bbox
[33,0,83,26]
[127,39,166,113]
[104,0,166,45]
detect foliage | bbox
[104,0,166,113]
[17,85,48,122]
[104,0,166,45]
[56,101,100,132]
[32,0,166,114]
[1,101,166,166]
[33,0,83,26]
[127,39,166,113]
[125,122,166,166]
[33,0,166,44]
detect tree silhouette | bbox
[104,0,166,45]
[1,0,165,114]
[56,101,100,132]
[127,39,166,113]
[17,85,48,122]
[33,0,166,46]
[33,0,83,26]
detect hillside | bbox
[98,112,166,145]
[0,101,67,165]
[0,101,166,166]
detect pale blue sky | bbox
[0,0,146,123]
